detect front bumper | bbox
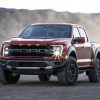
[0,60,66,70]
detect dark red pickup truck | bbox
[0,23,100,85]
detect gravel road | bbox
[0,73,100,100]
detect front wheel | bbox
[0,67,20,84]
[57,57,78,86]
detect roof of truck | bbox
[31,23,83,27]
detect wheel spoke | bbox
[67,64,76,80]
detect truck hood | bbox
[5,38,72,45]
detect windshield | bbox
[19,25,72,39]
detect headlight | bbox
[3,44,10,56]
[52,45,63,56]
[54,50,60,56]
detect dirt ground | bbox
[0,73,100,100]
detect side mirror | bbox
[73,37,85,44]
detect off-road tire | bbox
[0,67,20,84]
[88,58,100,83]
[57,57,78,86]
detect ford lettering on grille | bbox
[9,45,53,58]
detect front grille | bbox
[8,45,53,58]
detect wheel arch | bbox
[95,48,100,60]
[67,46,77,60]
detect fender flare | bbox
[94,48,100,59]
[67,46,77,59]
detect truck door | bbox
[73,27,85,67]
[78,27,93,67]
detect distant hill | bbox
[0,7,100,44]
[0,7,17,11]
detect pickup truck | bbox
[0,23,100,86]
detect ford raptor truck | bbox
[0,23,100,86]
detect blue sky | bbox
[0,0,100,13]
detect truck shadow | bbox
[16,80,100,87]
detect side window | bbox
[73,27,80,38]
[79,28,88,42]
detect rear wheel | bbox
[0,67,20,84]
[88,58,100,83]
[38,74,51,81]
[57,57,78,86]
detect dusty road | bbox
[0,73,100,100]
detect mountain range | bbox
[0,7,100,44]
